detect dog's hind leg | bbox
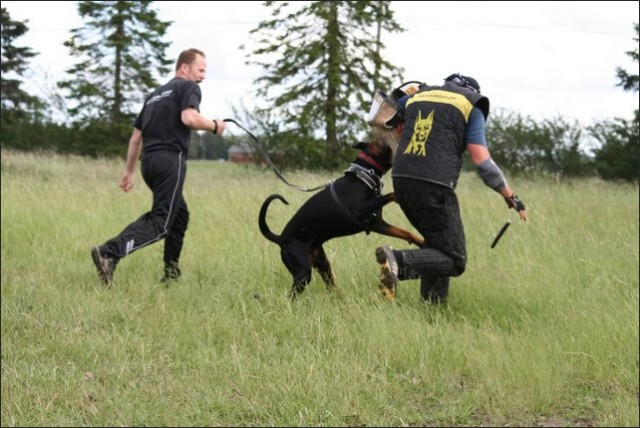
[310,244,336,291]
[290,278,310,300]
[281,241,313,300]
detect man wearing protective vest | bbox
[373,74,528,303]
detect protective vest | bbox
[392,83,489,189]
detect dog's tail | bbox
[259,194,288,244]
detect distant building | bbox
[227,144,256,163]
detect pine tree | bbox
[58,1,172,129]
[247,1,403,163]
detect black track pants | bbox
[102,151,189,265]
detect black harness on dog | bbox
[329,161,385,232]
[344,163,382,194]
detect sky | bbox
[3,1,639,128]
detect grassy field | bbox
[1,149,638,427]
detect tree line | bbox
[1,2,638,182]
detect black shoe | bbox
[375,246,399,300]
[160,262,181,283]
[91,246,116,286]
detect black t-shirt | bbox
[134,77,202,157]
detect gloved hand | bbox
[504,194,525,212]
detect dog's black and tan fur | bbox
[259,139,424,299]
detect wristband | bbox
[212,120,218,135]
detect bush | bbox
[590,110,640,182]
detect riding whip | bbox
[490,220,511,249]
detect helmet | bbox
[366,81,424,159]
[367,81,424,129]
[444,73,480,94]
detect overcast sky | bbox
[3,1,639,128]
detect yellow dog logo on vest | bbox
[403,109,434,156]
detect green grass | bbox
[2,149,638,426]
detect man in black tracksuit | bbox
[91,48,226,286]
[375,74,528,303]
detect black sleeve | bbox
[180,82,202,113]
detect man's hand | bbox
[505,194,528,221]
[119,170,135,192]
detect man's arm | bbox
[181,108,226,135]
[466,107,528,221]
[119,127,143,193]
[468,144,528,221]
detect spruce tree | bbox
[247,1,403,164]
[0,7,39,124]
[615,22,639,93]
[591,22,639,182]
[58,1,172,130]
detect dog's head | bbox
[351,139,393,174]
[369,123,404,163]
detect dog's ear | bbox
[352,141,369,151]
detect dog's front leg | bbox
[380,192,396,206]
[362,192,397,214]
[371,221,425,247]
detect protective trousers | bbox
[393,178,467,302]
[102,150,189,267]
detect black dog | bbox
[259,140,424,299]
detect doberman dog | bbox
[258,140,424,300]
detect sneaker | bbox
[91,246,116,286]
[160,262,181,283]
[375,246,399,300]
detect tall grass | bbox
[2,149,638,427]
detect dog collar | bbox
[356,151,387,175]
